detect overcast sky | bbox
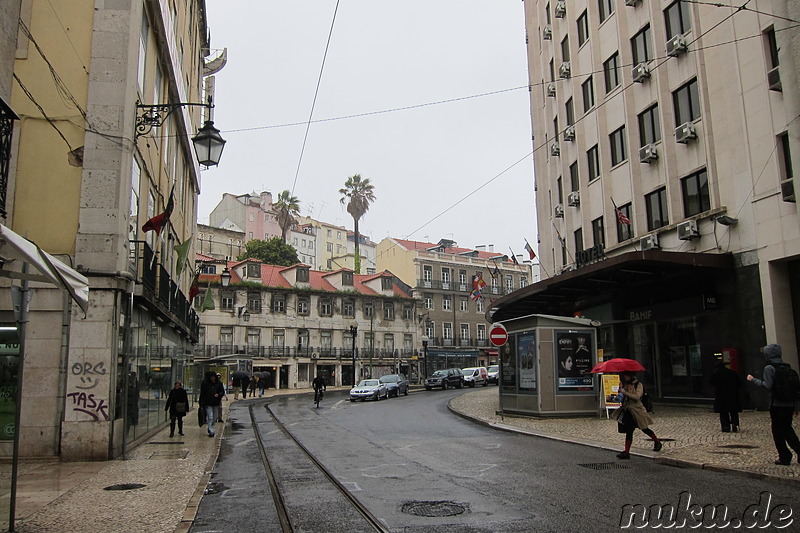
[201,1,536,258]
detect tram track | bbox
[248,401,390,533]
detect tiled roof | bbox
[391,238,507,261]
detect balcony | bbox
[192,344,415,360]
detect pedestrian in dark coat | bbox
[164,380,190,437]
[710,360,741,432]
[199,372,226,437]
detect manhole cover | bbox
[578,462,630,470]
[401,501,469,517]
[104,483,146,491]
[719,444,759,449]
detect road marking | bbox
[234,437,255,447]
[332,400,347,410]
[361,463,408,478]
[485,443,501,449]
[341,481,362,492]
[220,488,246,498]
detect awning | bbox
[0,224,89,316]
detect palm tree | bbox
[339,174,376,274]
[273,190,300,243]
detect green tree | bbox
[237,237,299,266]
[339,174,376,274]
[273,190,300,242]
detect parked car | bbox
[379,374,409,397]
[349,379,388,401]
[462,367,488,387]
[487,365,499,385]
[425,368,464,390]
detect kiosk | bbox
[498,314,597,417]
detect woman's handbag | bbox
[175,402,187,415]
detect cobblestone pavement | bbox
[7,386,800,532]
[449,387,800,483]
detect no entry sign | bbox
[489,324,508,347]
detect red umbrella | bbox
[590,358,646,374]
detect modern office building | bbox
[0,1,221,460]
[495,0,799,406]
[377,238,532,370]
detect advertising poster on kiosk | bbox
[517,331,536,392]
[500,334,516,393]
[556,330,594,392]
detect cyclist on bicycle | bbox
[312,374,327,398]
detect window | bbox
[138,13,148,90]
[476,298,484,313]
[673,79,700,124]
[570,162,580,192]
[460,297,468,312]
[598,0,615,23]
[384,302,395,320]
[561,36,570,61]
[577,10,589,46]
[616,203,635,242]
[272,294,285,313]
[587,145,601,181]
[200,264,216,274]
[297,329,309,350]
[545,3,551,24]
[220,326,233,347]
[362,332,373,351]
[272,329,285,348]
[638,105,661,147]
[778,132,795,202]
[342,271,353,286]
[424,294,433,309]
[645,187,669,230]
[592,217,605,247]
[631,25,653,65]
[665,0,691,40]
[320,297,332,316]
[549,59,555,82]
[425,322,435,338]
[520,276,528,288]
[221,290,234,311]
[610,126,627,166]
[460,324,470,341]
[247,328,260,349]
[441,268,450,284]
[443,295,451,311]
[297,296,310,315]
[364,301,374,318]
[477,324,486,340]
[574,228,583,254]
[423,265,432,282]
[381,277,393,290]
[320,330,332,352]
[337,231,342,239]
[765,27,779,69]
[385,334,395,354]
[327,229,332,237]
[343,298,355,317]
[565,98,575,126]
[403,303,413,320]
[556,177,563,204]
[553,117,559,141]
[296,268,309,282]
[603,53,620,93]
[404,334,413,352]
[505,275,514,292]
[459,269,467,285]
[129,159,141,242]
[247,263,260,278]
[443,323,453,340]
[326,242,333,252]
[248,293,261,313]
[681,169,710,216]
[582,77,595,112]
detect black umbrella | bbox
[232,370,249,385]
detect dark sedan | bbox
[425,368,464,390]
[379,374,409,397]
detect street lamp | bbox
[191,120,226,167]
[421,335,429,381]
[220,266,231,287]
[349,324,358,386]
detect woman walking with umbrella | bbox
[591,358,663,459]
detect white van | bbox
[461,367,488,387]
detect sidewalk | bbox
[9,386,800,532]
[449,387,800,483]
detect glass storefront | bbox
[0,325,20,531]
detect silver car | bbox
[349,379,389,401]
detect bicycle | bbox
[314,388,324,408]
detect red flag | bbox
[142,188,175,235]
[524,241,536,260]
[188,273,200,303]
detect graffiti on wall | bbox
[66,360,109,421]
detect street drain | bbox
[401,501,469,517]
[578,462,630,470]
[104,483,146,491]
[719,444,759,449]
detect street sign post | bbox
[489,324,508,347]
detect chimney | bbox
[488,244,494,252]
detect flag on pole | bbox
[174,236,192,279]
[200,286,215,312]
[611,198,631,225]
[509,247,519,265]
[142,186,175,236]
[524,240,536,260]
[491,263,500,279]
[188,273,200,303]
[470,273,486,301]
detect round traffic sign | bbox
[489,324,508,347]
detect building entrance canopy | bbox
[489,250,733,322]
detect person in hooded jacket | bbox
[710,358,742,433]
[199,372,225,437]
[747,344,800,465]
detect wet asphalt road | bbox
[193,389,800,532]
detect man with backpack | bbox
[747,344,800,465]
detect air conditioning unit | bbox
[666,34,688,57]
[639,144,659,163]
[632,63,650,83]
[640,234,659,250]
[768,66,782,92]
[677,219,700,240]
[675,122,697,144]
[559,62,571,79]
[567,191,580,207]
[550,142,560,156]
[625,0,641,5]
[563,125,575,141]
[555,204,564,218]
[554,1,566,18]
[546,83,556,97]
[543,24,552,40]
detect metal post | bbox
[350,325,357,385]
[9,266,30,532]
